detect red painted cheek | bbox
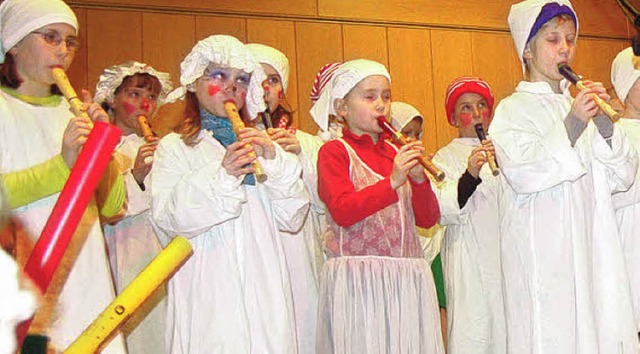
[481,110,491,124]
[263,85,270,92]
[208,84,222,96]
[459,112,473,128]
[277,90,283,99]
[123,102,136,116]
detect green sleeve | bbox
[96,160,126,218]
[1,155,70,208]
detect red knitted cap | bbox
[445,77,494,126]
[309,62,342,103]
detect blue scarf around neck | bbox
[200,107,256,185]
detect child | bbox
[310,62,344,141]
[389,101,449,348]
[314,59,444,353]
[611,47,640,336]
[95,60,173,354]
[430,78,505,354]
[490,1,637,352]
[246,42,322,354]
[150,35,309,353]
[390,101,424,140]
[0,0,126,352]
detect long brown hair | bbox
[0,53,21,88]
[1,52,62,95]
[178,91,202,147]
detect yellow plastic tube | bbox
[64,236,192,354]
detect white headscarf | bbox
[0,0,78,63]
[246,43,290,92]
[310,59,390,132]
[508,0,578,67]
[611,47,640,104]
[166,35,266,119]
[94,61,173,107]
[390,101,422,131]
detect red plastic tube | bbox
[17,121,121,346]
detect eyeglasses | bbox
[31,30,81,53]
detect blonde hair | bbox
[524,14,576,74]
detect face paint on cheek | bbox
[123,102,136,116]
[263,85,270,92]
[208,84,222,96]
[459,112,473,128]
[277,90,283,99]
[481,109,491,125]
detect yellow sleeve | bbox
[1,155,70,208]
[95,159,127,218]
[417,224,444,238]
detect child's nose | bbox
[225,80,238,93]
[559,39,570,54]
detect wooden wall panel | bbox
[343,25,389,67]
[471,32,522,104]
[142,13,195,82]
[141,13,195,135]
[69,0,317,17]
[431,30,473,149]
[195,16,247,43]
[70,0,629,39]
[67,7,88,91]
[387,27,438,154]
[571,0,629,39]
[295,22,344,134]
[246,19,299,126]
[320,0,511,30]
[318,0,629,38]
[68,0,634,138]
[86,10,142,93]
[572,38,627,89]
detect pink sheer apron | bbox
[317,139,444,354]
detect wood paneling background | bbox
[65,0,633,151]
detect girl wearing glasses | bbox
[0,0,126,352]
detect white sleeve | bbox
[121,171,150,217]
[296,131,326,213]
[612,177,640,210]
[431,150,466,226]
[111,141,151,218]
[489,97,586,194]
[260,143,310,233]
[150,135,246,238]
[592,124,638,194]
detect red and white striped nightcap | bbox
[309,62,342,103]
[444,76,494,126]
